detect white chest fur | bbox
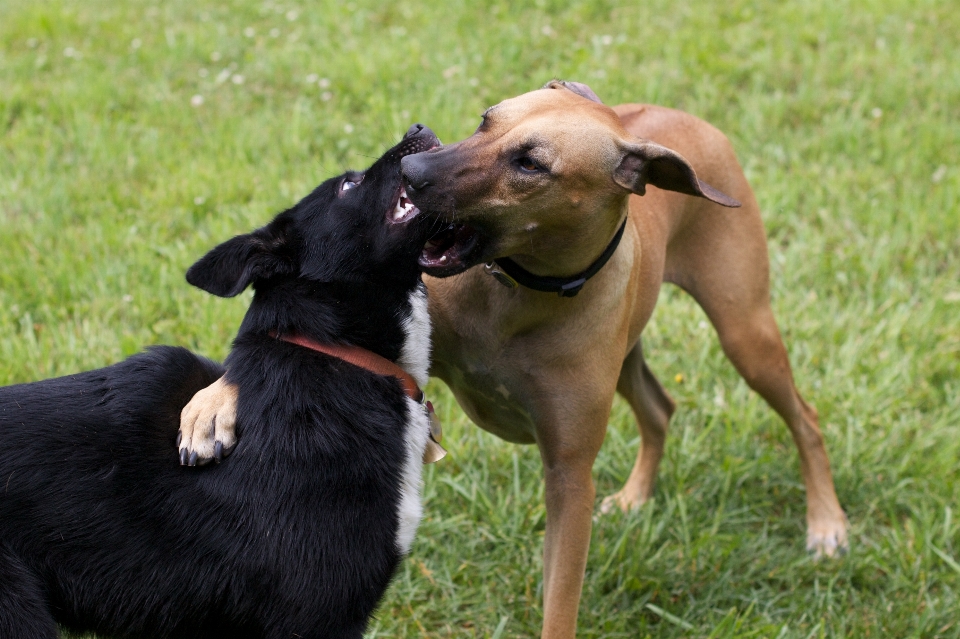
[393,284,433,555]
[397,285,431,389]
[395,397,430,554]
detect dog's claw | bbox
[179,448,188,466]
[214,441,223,463]
[176,431,182,447]
[188,451,198,467]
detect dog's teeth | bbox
[439,255,448,263]
[393,195,419,220]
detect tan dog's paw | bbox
[806,514,850,559]
[177,377,238,466]
[599,489,647,516]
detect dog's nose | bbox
[404,123,425,139]
[401,154,431,191]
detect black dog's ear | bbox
[542,79,603,104]
[613,140,741,208]
[186,216,298,297]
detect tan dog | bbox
[178,81,848,638]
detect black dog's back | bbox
[1,343,416,639]
[0,347,222,477]
[0,348,222,515]
[0,347,225,637]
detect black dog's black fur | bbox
[0,125,441,639]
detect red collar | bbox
[271,331,424,403]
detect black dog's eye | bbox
[340,177,362,193]
[516,156,542,173]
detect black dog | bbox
[0,124,443,639]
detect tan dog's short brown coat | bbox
[178,81,847,638]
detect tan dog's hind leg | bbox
[666,195,848,557]
[600,341,675,514]
[178,376,238,466]
[703,303,848,556]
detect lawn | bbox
[1,0,958,637]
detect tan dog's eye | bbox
[517,157,541,173]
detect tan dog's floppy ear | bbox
[614,141,741,208]
[542,79,603,104]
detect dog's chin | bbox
[418,222,486,277]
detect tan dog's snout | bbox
[400,149,471,214]
[401,144,493,228]
[400,153,435,193]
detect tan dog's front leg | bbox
[178,376,239,466]
[536,399,609,639]
[540,459,597,639]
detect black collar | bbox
[484,218,628,297]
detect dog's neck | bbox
[231,278,428,371]
[503,202,630,279]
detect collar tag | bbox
[484,262,519,289]
[422,400,447,464]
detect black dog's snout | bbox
[404,123,425,139]
[400,123,441,191]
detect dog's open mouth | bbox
[386,177,484,277]
[418,222,482,276]
[389,185,420,224]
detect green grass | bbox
[2,0,958,636]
